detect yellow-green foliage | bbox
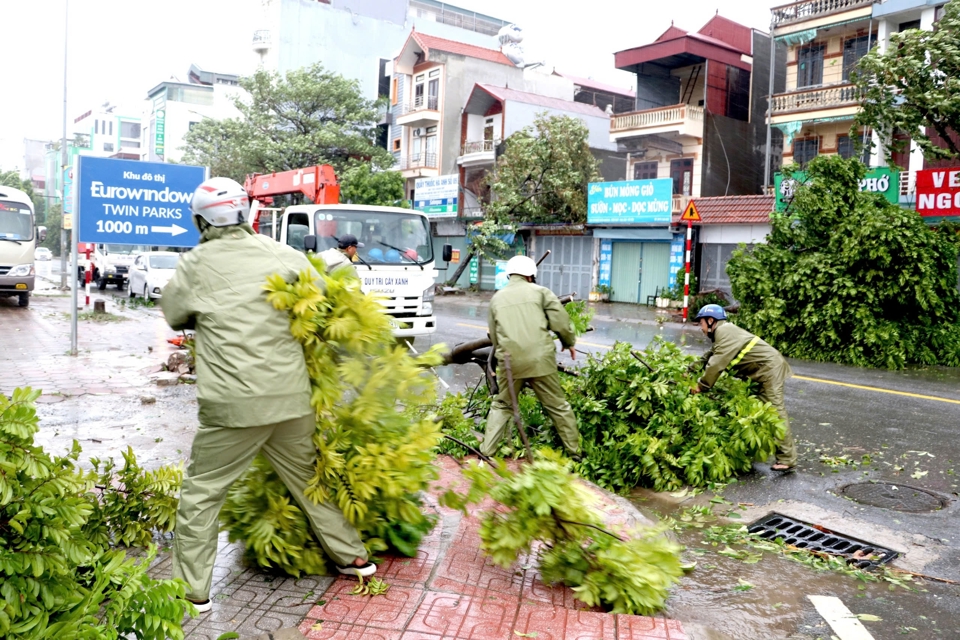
[220,258,447,575]
[441,451,683,615]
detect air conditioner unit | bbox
[412,128,423,138]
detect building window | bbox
[837,135,870,165]
[633,161,658,180]
[670,158,693,196]
[797,44,824,88]
[483,116,496,142]
[898,19,921,32]
[109,121,113,136]
[103,142,115,152]
[391,78,398,105]
[842,35,871,82]
[120,121,141,138]
[392,138,401,152]
[95,120,99,134]
[793,138,819,166]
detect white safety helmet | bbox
[505,255,537,278]
[190,177,250,229]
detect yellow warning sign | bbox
[680,201,701,222]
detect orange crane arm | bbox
[243,165,340,205]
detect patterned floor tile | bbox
[298,619,404,640]
[513,603,617,640]
[615,614,688,640]
[405,592,520,639]
[305,580,424,631]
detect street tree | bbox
[445,114,600,285]
[339,163,408,207]
[854,0,960,161]
[485,113,600,226]
[181,64,393,182]
[727,155,960,369]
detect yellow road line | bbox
[456,322,611,350]
[793,375,960,405]
[456,322,488,330]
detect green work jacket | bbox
[161,224,316,428]
[698,321,792,391]
[488,274,576,379]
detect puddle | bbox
[630,489,959,640]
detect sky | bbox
[0,0,775,175]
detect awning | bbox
[592,228,675,241]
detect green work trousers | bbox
[481,371,580,457]
[173,414,367,601]
[757,371,797,467]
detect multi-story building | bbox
[456,83,621,294]
[141,65,241,163]
[252,0,509,99]
[769,0,877,169]
[70,103,143,161]
[596,15,780,304]
[612,15,780,209]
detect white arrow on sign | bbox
[151,224,188,237]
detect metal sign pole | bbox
[62,0,78,356]
[682,219,692,323]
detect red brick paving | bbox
[299,457,688,640]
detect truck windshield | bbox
[313,209,433,264]
[0,200,34,241]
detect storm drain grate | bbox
[747,512,898,569]
[840,482,947,513]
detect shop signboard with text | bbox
[587,179,672,225]
[414,175,458,218]
[775,167,899,212]
[916,168,960,217]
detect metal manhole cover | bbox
[841,482,947,512]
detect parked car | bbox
[35,247,52,261]
[128,251,180,300]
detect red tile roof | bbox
[671,195,775,225]
[411,31,515,66]
[477,84,608,118]
[554,72,635,98]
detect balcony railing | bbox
[460,139,499,155]
[771,0,874,27]
[611,105,703,133]
[672,195,690,214]
[402,95,440,115]
[771,83,861,115]
[400,153,438,170]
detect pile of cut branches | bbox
[436,340,783,493]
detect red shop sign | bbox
[916,168,960,217]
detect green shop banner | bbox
[774,167,899,212]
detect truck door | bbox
[282,212,311,252]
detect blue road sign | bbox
[77,156,206,247]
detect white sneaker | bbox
[336,561,377,578]
[188,599,212,613]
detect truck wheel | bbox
[97,277,107,290]
[116,280,125,292]
[129,284,135,298]
[18,293,29,307]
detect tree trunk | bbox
[445,252,474,286]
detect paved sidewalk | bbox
[156,456,687,640]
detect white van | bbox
[0,185,45,307]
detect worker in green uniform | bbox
[319,234,362,276]
[481,255,581,458]
[161,177,375,613]
[691,304,797,471]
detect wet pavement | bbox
[3,285,960,639]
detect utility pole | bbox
[763,18,776,194]
[61,0,78,355]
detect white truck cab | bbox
[266,204,448,339]
[89,243,148,291]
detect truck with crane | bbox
[245,165,449,341]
